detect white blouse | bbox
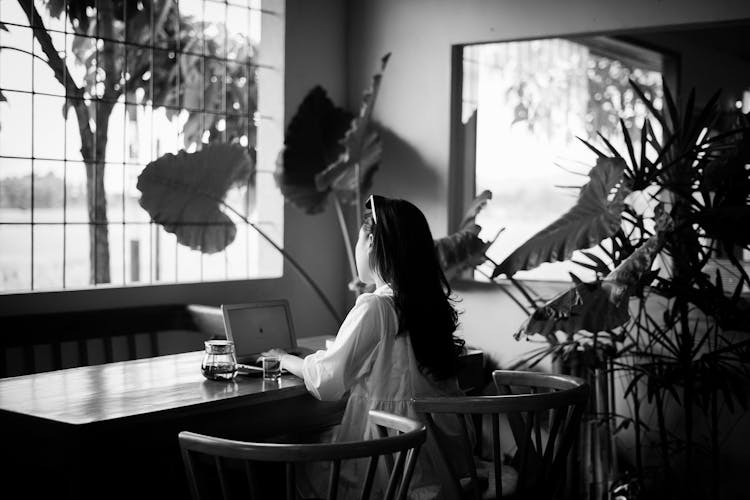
[302,284,395,401]
[299,284,468,500]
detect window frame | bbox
[0,0,286,297]
[448,34,678,283]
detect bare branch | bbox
[16,0,84,101]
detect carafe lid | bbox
[204,339,235,354]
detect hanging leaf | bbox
[275,86,352,214]
[326,130,382,199]
[514,280,628,341]
[314,53,391,204]
[435,190,497,280]
[44,0,66,19]
[493,157,628,278]
[517,207,673,340]
[137,143,253,254]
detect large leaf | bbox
[314,53,390,204]
[435,190,496,280]
[137,144,253,253]
[274,87,352,214]
[493,157,628,278]
[514,280,631,341]
[517,207,673,340]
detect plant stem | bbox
[221,203,343,325]
[475,269,531,315]
[711,358,720,500]
[333,194,359,285]
[632,383,643,484]
[654,389,672,495]
[509,276,539,310]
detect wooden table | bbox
[0,339,483,499]
[0,350,344,499]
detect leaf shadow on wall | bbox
[375,126,441,201]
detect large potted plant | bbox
[488,81,750,499]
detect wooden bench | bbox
[0,304,225,378]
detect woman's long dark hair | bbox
[364,195,463,380]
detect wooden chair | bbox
[178,409,426,500]
[414,370,588,499]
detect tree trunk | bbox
[19,0,113,284]
[89,101,113,284]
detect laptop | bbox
[221,300,311,365]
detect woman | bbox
[263,194,467,499]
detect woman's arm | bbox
[280,353,304,378]
[263,294,386,400]
[301,294,385,400]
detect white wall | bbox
[0,0,351,339]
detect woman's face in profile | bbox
[355,226,375,284]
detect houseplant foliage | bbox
[1,0,255,284]
[137,143,343,325]
[495,79,750,498]
[275,54,389,290]
[435,190,498,280]
[276,53,497,293]
[137,144,252,254]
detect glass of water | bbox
[262,355,281,381]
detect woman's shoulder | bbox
[355,290,394,310]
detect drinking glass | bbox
[262,355,281,381]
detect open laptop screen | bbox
[221,301,297,362]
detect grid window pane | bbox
[202,245,228,282]
[0,91,33,158]
[33,224,64,290]
[0,25,33,92]
[0,225,31,291]
[64,161,89,224]
[176,241,201,282]
[31,0,67,32]
[65,224,89,287]
[108,223,125,285]
[1,0,283,293]
[33,94,67,160]
[204,58,226,113]
[153,227,177,283]
[33,160,64,223]
[0,159,32,223]
[0,0,31,26]
[124,224,149,284]
[32,31,67,96]
[105,162,125,223]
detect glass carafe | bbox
[201,340,238,381]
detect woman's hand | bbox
[260,348,304,378]
[261,348,288,359]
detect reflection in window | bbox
[461,37,668,281]
[0,0,284,293]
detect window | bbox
[0,0,284,293]
[455,36,672,281]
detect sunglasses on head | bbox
[366,194,378,224]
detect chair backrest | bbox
[414,370,588,499]
[178,409,426,500]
